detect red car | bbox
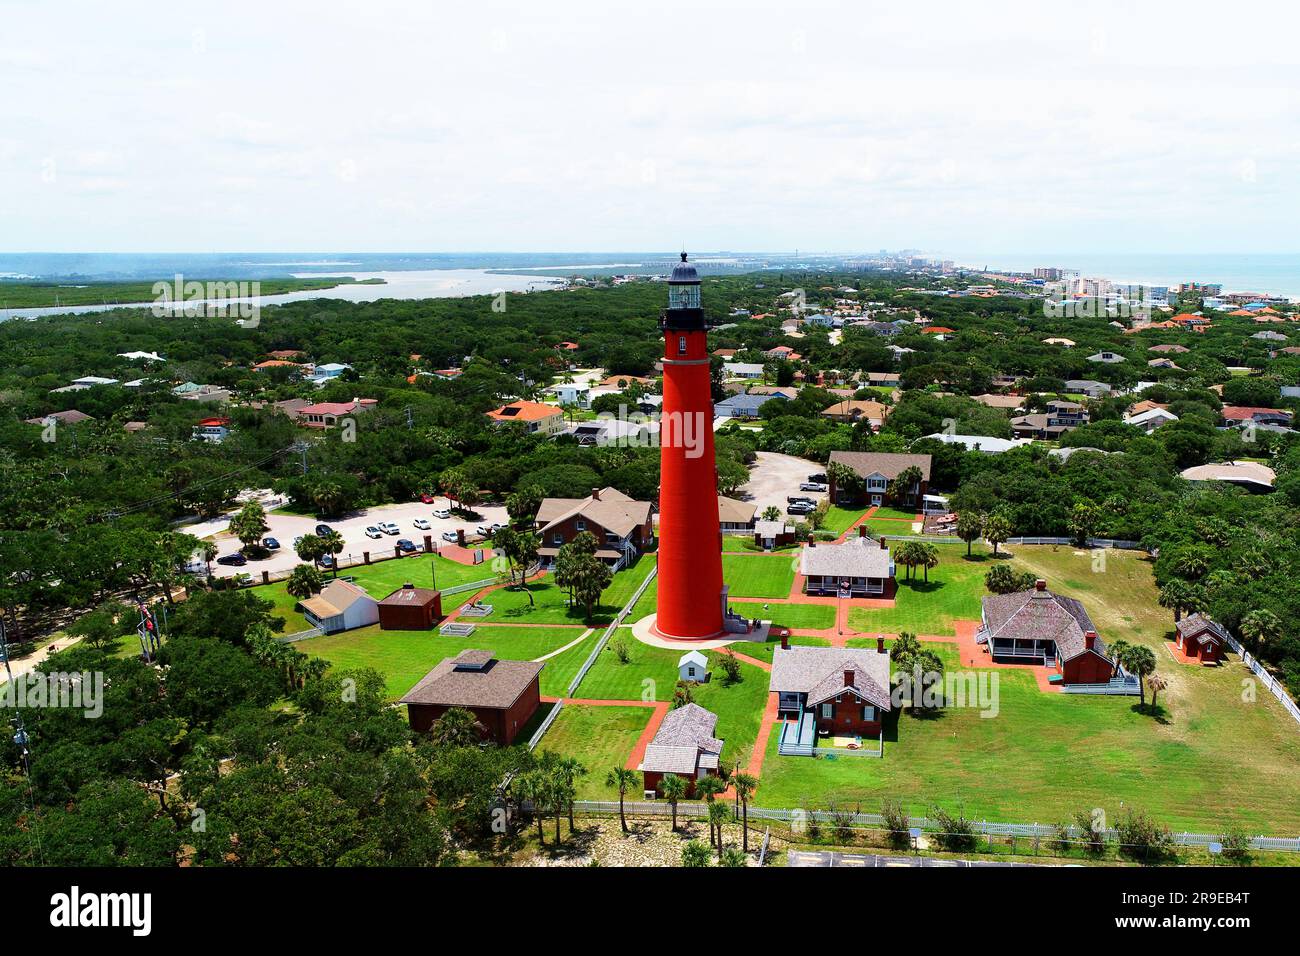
[420,493,435,504]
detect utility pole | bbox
[292,440,310,476]
[405,406,414,429]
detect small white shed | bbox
[678,650,709,683]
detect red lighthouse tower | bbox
[655,253,726,640]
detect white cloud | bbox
[2,0,1298,253]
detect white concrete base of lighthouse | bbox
[630,613,771,650]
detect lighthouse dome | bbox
[669,252,699,284]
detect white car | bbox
[431,508,451,520]
[412,518,431,530]
[441,531,459,543]
[364,526,383,539]
[378,522,400,535]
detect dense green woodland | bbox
[2,271,1300,863]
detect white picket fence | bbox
[1224,632,1300,728]
[569,801,1300,853]
[1005,536,1144,550]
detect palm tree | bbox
[319,529,345,576]
[681,841,711,867]
[1156,579,1203,624]
[429,707,481,748]
[660,774,687,831]
[708,801,730,862]
[515,771,546,844]
[1240,609,1282,654]
[286,563,323,601]
[554,756,587,831]
[694,775,727,846]
[955,512,983,557]
[919,542,940,583]
[200,541,218,580]
[606,766,639,833]
[311,480,344,518]
[1147,673,1168,710]
[731,772,758,852]
[983,513,1011,557]
[1117,644,1157,707]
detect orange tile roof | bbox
[487,400,562,423]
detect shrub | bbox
[1219,827,1252,865]
[611,636,631,664]
[1116,808,1174,863]
[881,799,911,850]
[716,650,742,685]
[930,806,978,852]
[1073,809,1108,856]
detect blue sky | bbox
[2,0,1298,254]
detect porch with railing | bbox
[777,709,816,756]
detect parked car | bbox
[396,539,419,554]
[217,553,247,566]
[807,473,827,483]
[431,508,451,519]
[420,493,435,504]
[787,495,815,505]
[412,518,431,530]
[441,531,459,543]
[318,555,336,569]
[378,522,400,535]
[787,501,814,515]
[263,537,281,551]
[477,523,504,537]
[799,482,828,492]
[364,526,383,539]
[314,523,334,537]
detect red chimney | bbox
[780,631,789,650]
[877,636,885,654]
[844,668,855,687]
[1035,579,1047,591]
[1085,630,1097,650]
[880,536,888,550]
[591,487,601,500]
[858,524,867,538]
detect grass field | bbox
[721,553,795,599]
[452,557,655,627]
[760,545,1300,832]
[538,705,655,799]
[762,603,836,630]
[296,623,589,699]
[728,635,831,662]
[250,555,495,631]
[573,639,770,769]
[846,545,990,635]
[821,506,867,536]
[722,534,797,553]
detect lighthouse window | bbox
[677,336,687,355]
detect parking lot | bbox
[201,496,510,579]
[738,451,828,517]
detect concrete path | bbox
[532,628,595,662]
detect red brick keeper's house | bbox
[400,650,542,745]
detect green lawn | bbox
[728,635,831,663]
[296,623,587,699]
[846,545,990,635]
[821,506,867,536]
[761,603,836,630]
[722,534,797,553]
[871,505,921,521]
[538,705,653,799]
[865,517,919,536]
[721,553,795,599]
[759,546,1300,833]
[571,639,770,769]
[462,558,654,627]
[250,555,495,631]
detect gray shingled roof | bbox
[769,646,892,710]
[1175,613,1230,646]
[536,487,651,539]
[980,586,1107,663]
[641,703,724,774]
[828,451,931,481]
[400,650,543,709]
[800,538,893,578]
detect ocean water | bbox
[948,253,1300,298]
